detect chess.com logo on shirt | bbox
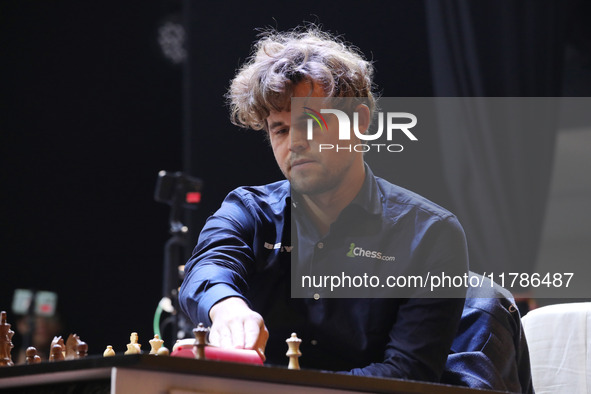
[346,243,396,262]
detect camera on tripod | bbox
[154,171,203,209]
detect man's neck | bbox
[300,164,366,237]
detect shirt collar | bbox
[348,163,382,216]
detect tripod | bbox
[154,171,203,347]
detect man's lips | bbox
[291,159,315,169]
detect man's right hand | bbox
[208,297,269,361]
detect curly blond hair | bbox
[227,27,376,131]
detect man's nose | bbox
[289,126,309,153]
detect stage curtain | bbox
[424,0,570,276]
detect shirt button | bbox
[311,340,318,346]
[317,242,324,249]
[313,293,320,300]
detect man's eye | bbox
[273,128,288,135]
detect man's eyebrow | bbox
[268,120,287,130]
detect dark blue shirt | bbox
[442,273,534,393]
[179,166,469,382]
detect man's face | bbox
[266,82,364,196]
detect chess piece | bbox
[65,334,81,360]
[76,342,88,358]
[25,347,42,364]
[156,346,170,356]
[286,333,302,370]
[0,311,15,367]
[193,323,208,360]
[49,344,65,362]
[103,345,116,357]
[50,336,66,360]
[149,334,164,355]
[124,332,141,355]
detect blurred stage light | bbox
[158,20,186,64]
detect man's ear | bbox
[354,104,371,134]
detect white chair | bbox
[521,302,591,393]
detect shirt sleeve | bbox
[347,215,469,382]
[179,190,257,327]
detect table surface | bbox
[0,354,511,394]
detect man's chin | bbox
[289,177,332,196]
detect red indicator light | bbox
[186,192,201,204]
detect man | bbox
[179,28,468,382]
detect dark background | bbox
[1,1,184,352]
[1,1,589,357]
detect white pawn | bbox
[157,346,170,356]
[103,345,116,357]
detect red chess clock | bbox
[171,343,263,365]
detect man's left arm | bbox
[348,297,465,381]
